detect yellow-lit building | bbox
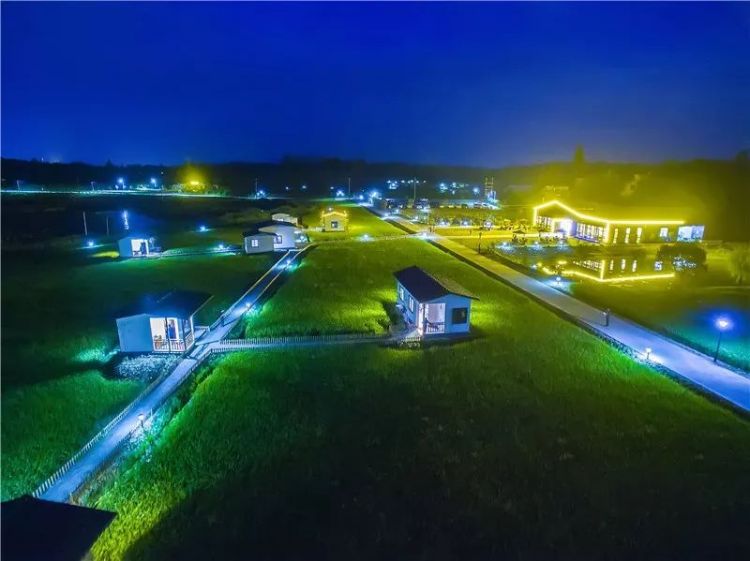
[321,208,348,232]
[532,200,704,245]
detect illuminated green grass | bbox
[92,237,750,560]
[1,250,274,498]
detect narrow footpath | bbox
[38,249,305,502]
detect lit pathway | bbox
[373,208,750,413]
[39,249,307,502]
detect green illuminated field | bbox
[92,237,750,560]
[454,236,750,371]
[1,249,275,499]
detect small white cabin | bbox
[321,208,348,232]
[118,235,157,258]
[394,266,478,336]
[271,212,298,226]
[116,291,211,353]
[242,230,276,254]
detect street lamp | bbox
[713,317,732,363]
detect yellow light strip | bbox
[565,270,675,283]
[532,200,685,227]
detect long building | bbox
[532,200,704,244]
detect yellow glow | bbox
[321,210,347,217]
[565,270,675,283]
[532,200,685,227]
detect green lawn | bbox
[454,238,750,371]
[1,248,275,498]
[91,237,750,560]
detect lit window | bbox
[612,228,619,244]
[331,221,339,229]
[408,297,414,312]
[275,235,282,244]
[398,286,404,300]
[251,239,259,248]
[636,227,642,244]
[659,227,669,239]
[624,227,631,244]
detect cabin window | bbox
[275,235,283,244]
[408,296,414,312]
[659,227,669,239]
[331,221,339,229]
[451,307,468,324]
[636,227,643,244]
[251,239,259,248]
[398,286,404,301]
[624,227,631,244]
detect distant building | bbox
[116,290,211,353]
[271,212,298,225]
[243,219,298,251]
[532,200,704,244]
[242,230,276,254]
[321,208,348,232]
[394,266,478,337]
[118,235,157,258]
[1,495,115,561]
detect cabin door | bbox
[423,303,446,334]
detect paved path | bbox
[372,208,750,413]
[39,249,306,502]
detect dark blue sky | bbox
[2,2,748,166]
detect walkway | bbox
[373,208,750,413]
[38,249,306,502]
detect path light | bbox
[86,240,95,248]
[713,317,732,363]
[137,413,146,429]
[555,275,562,286]
[645,347,652,361]
[198,225,207,232]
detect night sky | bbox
[2,2,748,166]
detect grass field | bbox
[1,247,275,498]
[453,237,750,371]
[91,236,750,560]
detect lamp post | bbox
[713,317,731,363]
[645,347,652,362]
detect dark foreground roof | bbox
[118,290,212,318]
[1,495,115,561]
[394,266,478,301]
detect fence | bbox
[33,353,210,499]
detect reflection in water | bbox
[566,257,675,283]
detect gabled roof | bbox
[253,219,297,229]
[242,229,277,238]
[322,209,347,217]
[118,233,153,242]
[1,495,115,561]
[394,266,478,302]
[117,290,212,319]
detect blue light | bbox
[150,177,157,185]
[198,225,208,232]
[715,317,732,331]
[217,243,225,250]
[86,240,95,248]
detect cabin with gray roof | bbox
[394,266,478,336]
[116,290,211,353]
[243,220,298,252]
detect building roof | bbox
[117,290,212,319]
[394,266,478,302]
[322,209,347,217]
[534,200,691,224]
[118,233,153,242]
[242,229,277,238]
[1,495,116,561]
[254,219,297,229]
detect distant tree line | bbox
[1,151,748,240]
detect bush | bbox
[657,243,707,265]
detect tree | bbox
[573,145,586,169]
[728,244,750,285]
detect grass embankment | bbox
[93,237,750,560]
[1,249,274,498]
[455,237,750,371]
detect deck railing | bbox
[153,338,186,352]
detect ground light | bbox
[86,240,95,248]
[217,243,225,251]
[198,225,208,232]
[645,347,653,361]
[713,317,732,363]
